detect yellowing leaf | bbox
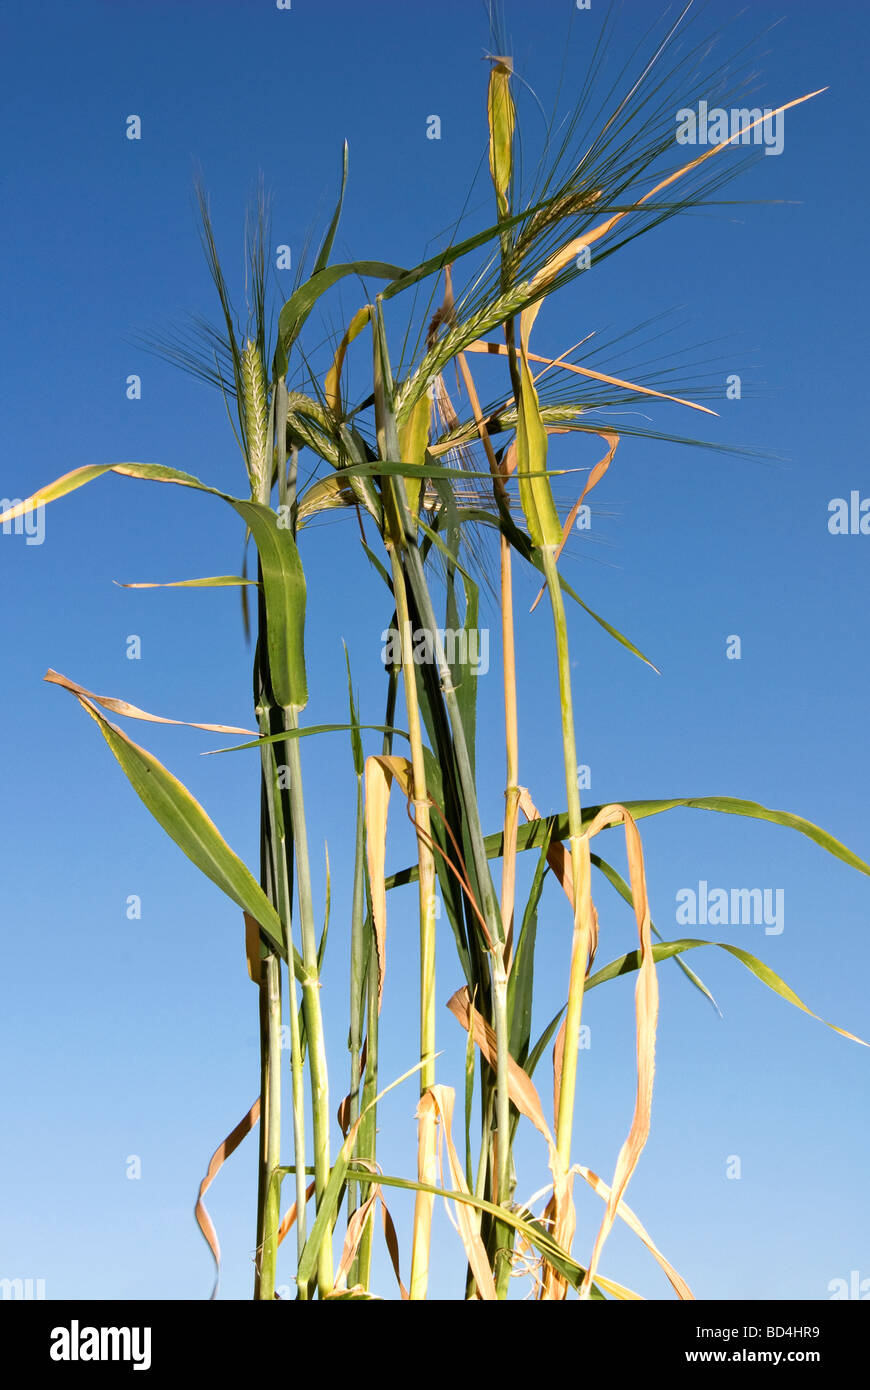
[577,803,659,1300]
[527,90,826,297]
[45,669,257,736]
[419,1086,497,1300]
[574,1166,693,1300]
[464,338,717,416]
[447,986,554,1147]
[325,304,371,416]
[195,1099,260,1299]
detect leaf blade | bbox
[586,938,867,1045]
[52,679,288,961]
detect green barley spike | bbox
[242,339,269,500]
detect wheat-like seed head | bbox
[241,339,269,499]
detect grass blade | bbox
[586,938,867,1046]
[49,675,290,963]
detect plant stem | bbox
[346,770,366,1228]
[398,540,513,1250]
[254,953,282,1298]
[376,296,515,1293]
[454,349,519,1296]
[373,300,441,1298]
[540,545,591,1168]
[259,714,309,1273]
[390,557,438,1089]
[252,508,286,1299]
[282,704,334,1296]
[355,667,397,1289]
[490,947,514,1293]
[355,925,380,1289]
[388,548,438,1300]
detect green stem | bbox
[388,548,438,1301]
[269,377,312,1274]
[253,782,271,1300]
[389,554,438,1091]
[399,536,515,1277]
[373,299,442,1297]
[355,924,380,1288]
[282,704,334,1296]
[254,953,282,1298]
[285,970,308,1275]
[491,951,514,1297]
[541,545,588,1168]
[346,770,366,1227]
[256,689,310,1270]
[374,296,512,1294]
[252,503,286,1299]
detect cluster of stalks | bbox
[4,14,866,1300]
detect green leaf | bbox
[336,458,577,484]
[272,142,353,376]
[233,501,308,712]
[609,797,870,878]
[516,350,563,548]
[387,794,870,910]
[417,747,474,987]
[586,938,866,1044]
[416,518,476,588]
[433,480,481,781]
[295,1062,424,1296]
[313,141,349,276]
[276,261,406,368]
[345,1167,609,1298]
[485,797,870,879]
[508,831,552,1064]
[343,642,364,777]
[457,507,658,669]
[204,722,409,756]
[360,539,394,594]
[378,197,564,304]
[0,461,216,523]
[0,463,310,713]
[525,1005,566,1080]
[57,685,292,965]
[318,843,331,974]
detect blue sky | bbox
[1,0,868,1301]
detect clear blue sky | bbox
[2,0,868,1301]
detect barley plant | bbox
[4,8,866,1300]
